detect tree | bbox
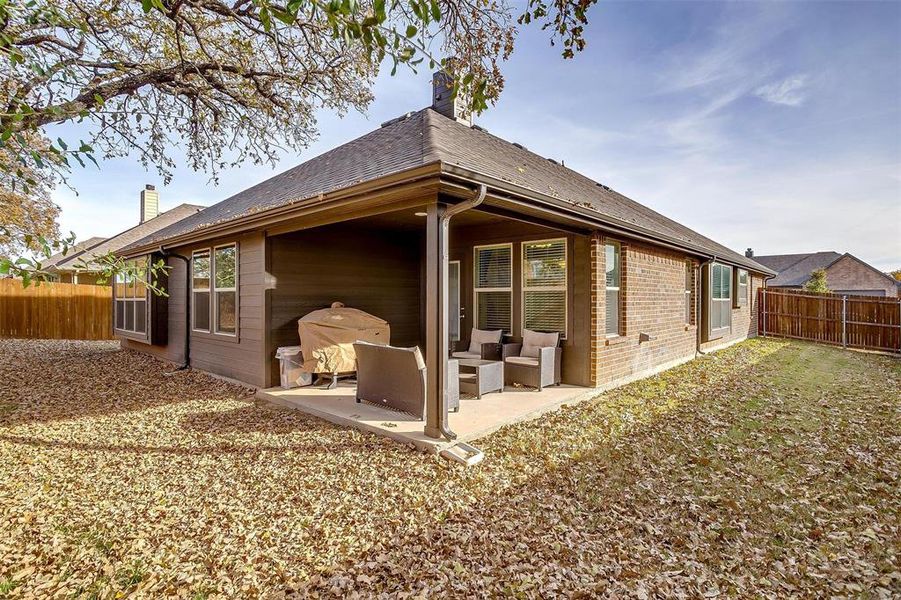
[0,132,60,259]
[889,269,901,282]
[804,268,830,294]
[0,0,599,285]
[1,0,597,184]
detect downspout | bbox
[696,256,717,356]
[158,246,191,371]
[435,183,487,441]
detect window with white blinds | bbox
[685,260,693,324]
[605,241,622,336]
[709,262,732,334]
[474,244,512,332]
[522,239,567,335]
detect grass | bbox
[0,338,898,598]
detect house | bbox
[749,249,899,297]
[117,73,774,443]
[43,236,108,275]
[49,185,203,285]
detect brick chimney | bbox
[140,184,160,223]
[745,248,754,258]
[432,71,471,126]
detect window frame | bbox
[685,259,693,325]
[605,240,623,338]
[520,238,568,338]
[113,256,150,341]
[734,268,749,308]
[191,249,212,334]
[192,245,240,338]
[708,262,733,338]
[212,243,239,337]
[473,242,513,334]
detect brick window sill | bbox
[604,336,628,347]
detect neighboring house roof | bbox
[55,204,204,272]
[754,252,842,287]
[124,108,772,274]
[44,236,107,270]
[755,251,899,289]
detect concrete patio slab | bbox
[255,382,598,453]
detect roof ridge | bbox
[420,108,443,165]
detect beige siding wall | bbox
[120,231,266,387]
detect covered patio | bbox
[256,382,596,453]
[259,178,597,449]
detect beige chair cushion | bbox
[468,328,503,353]
[505,356,539,367]
[521,329,559,358]
[452,350,481,360]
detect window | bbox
[213,245,237,335]
[474,244,512,333]
[192,246,238,336]
[114,257,148,336]
[192,250,211,332]
[685,260,693,324]
[522,239,567,335]
[734,269,749,307]
[709,262,732,336]
[605,241,622,336]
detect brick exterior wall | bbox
[824,255,899,297]
[589,233,761,387]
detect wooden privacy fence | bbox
[758,288,901,353]
[0,279,113,340]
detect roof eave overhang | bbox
[120,162,445,257]
[438,164,777,276]
[122,159,776,277]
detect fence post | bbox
[842,295,847,348]
[763,288,768,337]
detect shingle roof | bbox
[45,236,107,270]
[753,252,842,286]
[125,108,771,273]
[56,204,204,271]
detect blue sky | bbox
[49,0,901,270]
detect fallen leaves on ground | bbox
[0,338,898,598]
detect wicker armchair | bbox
[502,330,562,391]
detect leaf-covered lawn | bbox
[0,338,898,598]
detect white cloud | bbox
[754,74,810,107]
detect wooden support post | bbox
[424,202,450,439]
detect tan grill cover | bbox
[297,307,390,373]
